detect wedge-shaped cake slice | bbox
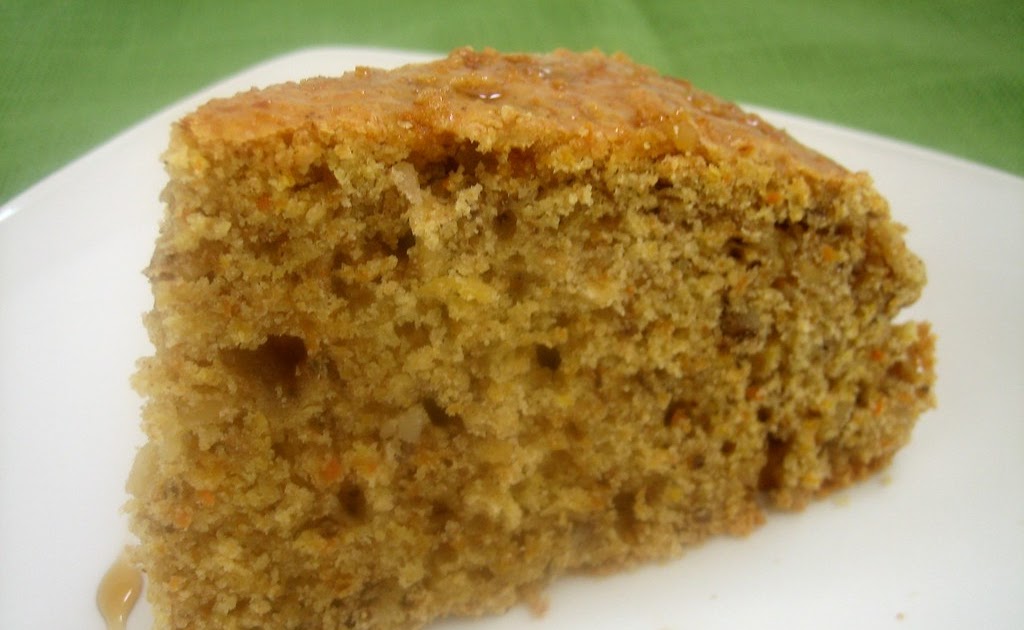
[128,48,935,629]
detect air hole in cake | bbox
[271,439,296,461]
[222,335,308,396]
[452,142,485,179]
[613,490,638,542]
[855,385,870,409]
[394,322,430,349]
[412,141,486,191]
[776,217,810,237]
[395,229,416,261]
[492,210,517,240]
[330,247,352,272]
[725,237,748,262]
[323,358,343,385]
[540,449,575,477]
[419,156,459,190]
[720,302,761,341]
[167,242,226,282]
[294,163,335,191]
[721,440,737,457]
[257,233,290,265]
[422,398,464,431]
[756,406,772,423]
[431,542,457,568]
[506,147,536,177]
[597,213,622,232]
[507,270,531,302]
[663,400,708,433]
[644,476,668,504]
[339,482,368,522]
[663,403,678,427]
[886,358,919,383]
[360,231,399,261]
[331,277,376,309]
[726,238,763,270]
[770,275,796,291]
[430,501,454,532]
[535,344,561,371]
[306,413,331,435]
[688,454,706,471]
[757,435,791,491]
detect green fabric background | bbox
[1,0,1021,204]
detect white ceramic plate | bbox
[1,47,1021,630]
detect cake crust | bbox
[180,48,844,176]
[129,48,935,629]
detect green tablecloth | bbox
[1,0,1021,204]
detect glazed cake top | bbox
[177,47,844,176]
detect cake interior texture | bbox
[128,48,935,629]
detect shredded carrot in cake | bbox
[128,48,935,630]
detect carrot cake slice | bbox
[127,48,935,629]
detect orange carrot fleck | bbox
[196,490,216,507]
[172,506,193,529]
[354,455,379,476]
[320,457,342,484]
[872,399,886,417]
[821,244,838,263]
[870,348,886,362]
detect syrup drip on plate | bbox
[97,553,143,630]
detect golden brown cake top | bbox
[178,47,844,176]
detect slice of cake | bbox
[128,48,935,629]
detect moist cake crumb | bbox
[128,47,935,629]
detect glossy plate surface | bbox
[1,47,1021,630]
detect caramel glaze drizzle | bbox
[97,552,143,630]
